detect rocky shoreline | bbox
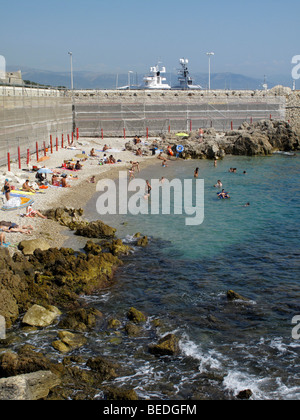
[0,207,155,400]
[125,120,300,160]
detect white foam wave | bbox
[179,335,223,373]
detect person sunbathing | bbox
[90,148,98,157]
[25,205,47,219]
[22,180,36,193]
[0,223,33,234]
[61,177,71,188]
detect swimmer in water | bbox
[214,180,222,188]
[194,168,199,178]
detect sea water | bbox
[80,153,300,400]
[16,153,300,400]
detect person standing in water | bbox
[194,168,199,178]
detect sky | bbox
[1,0,300,79]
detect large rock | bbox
[22,304,61,327]
[75,220,116,239]
[0,346,53,377]
[18,239,51,256]
[149,333,180,356]
[0,371,60,400]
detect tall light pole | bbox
[128,71,134,90]
[206,52,214,91]
[68,52,74,90]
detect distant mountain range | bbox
[7,65,292,90]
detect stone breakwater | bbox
[125,120,300,159]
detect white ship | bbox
[142,64,171,90]
[172,58,202,90]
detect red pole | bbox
[76,128,79,140]
[72,132,74,144]
[50,135,53,154]
[146,127,149,139]
[36,142,39,162]
[62,134,64,149]
[18,146,21,169]
[168,125,171,133]
[190,120,192,132]
[27,149,30,165]
[7,153,11,172]
[250,117,253,124]
[68,134,70,146]
[43,141,46,156]
[101,129,104,140]
[124,128,126,139]
[270,114,272,120]
[231,121,233,130]
[56,137,58,151]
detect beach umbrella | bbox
[37,168,53,174]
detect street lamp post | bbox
[68,52,74,90]
[128,71,134,90]
[206,52,214,91]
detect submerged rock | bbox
[227,290,249,302]
[127,307,147,324]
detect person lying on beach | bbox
[3,179,11,201]
[25,205,47,219]
[22,180,36,193]
[162,159,168,167]
[0,223,34,234]
[103,144,109,151]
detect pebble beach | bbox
[0,136,157,250]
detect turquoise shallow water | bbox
[79,153,300,399]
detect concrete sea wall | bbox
[0,85,299,166]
